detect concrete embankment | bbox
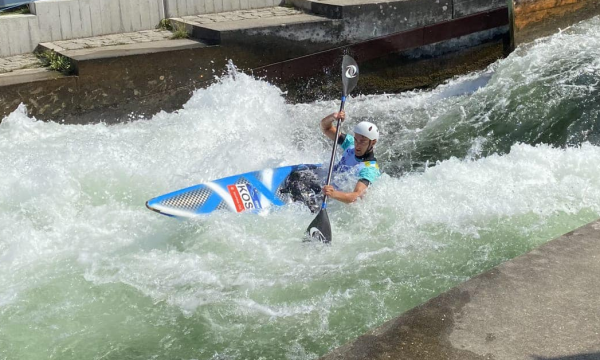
[1,0,509,123]
[321,219,600,360]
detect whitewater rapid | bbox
[1,16,599,360]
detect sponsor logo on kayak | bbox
[228,184,262,212]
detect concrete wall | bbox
[453,0,506,17]
[510,0,600,48]
[0,42,227,123]
[0,0,165,57]
[0,0,284,57]
[0,14,40,57]
[32,0,165,42]
[164,0,283,17]
[294,0,507,43]
[0,7,508,123]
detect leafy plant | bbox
[157,19,173,31]
[37,50,74,75]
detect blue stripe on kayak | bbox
[197,191,222,214]
[244,173,285,206]
[270,167,294,192]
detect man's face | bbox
[354,133,375,156]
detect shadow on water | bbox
[533,353,600,360]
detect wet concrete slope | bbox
[321,220,600,360]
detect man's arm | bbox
[320,111,345,142]
[322,181,368,204]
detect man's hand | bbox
[333,110,345,122]
[320,111,346,141]
[323,185,336,198]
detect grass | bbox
[170,25,189,40]
[157,19,189,39]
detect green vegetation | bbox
[157,19,173,31]
[36,50,74,75]
[0,5,30,16]
[157,19,189,39]
[170,25,188,40]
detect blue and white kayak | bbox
[146,164,323,218]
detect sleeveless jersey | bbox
[333,134,380,185]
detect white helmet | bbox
[353,121,379,141]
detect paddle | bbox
[305,55,359,243]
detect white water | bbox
[1,16,600,360]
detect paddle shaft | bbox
[305,55,358,242]
[320,97,346,209]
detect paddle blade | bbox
[342,55,359,97]
[305,209,332,243]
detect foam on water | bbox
[1,16,600,360]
